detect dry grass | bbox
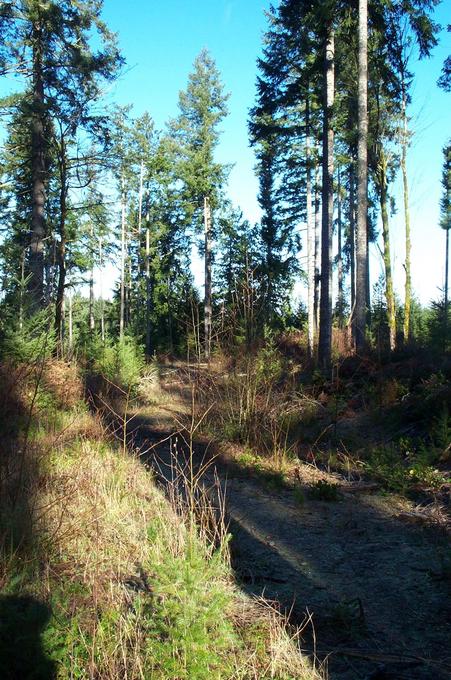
[0,359,322,680]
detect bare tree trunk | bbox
[379,151,396,351]
[137,160,144,278]
[120,176,126,339]
[29,19,46,309]
[89,223,95,333]
[318,27,335,371]
[204,196,212,361]
[337,167,344,327]
[349,162,356,320]
[68,292,73,354]
[401,95,412,344]
[306,93,315,358]
[55,133,67,344]
[19,250,25,332]
[99,237,105,342]
[55,238,66,342]
[445,227,449,346]
[61,296,65,353]
[314,161,321,336]
[145,213,152,357]
[127,255,132,326]
[167,275,174,354]
[355,0,368,353]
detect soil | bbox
[129,366,451,680]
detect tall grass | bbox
[0,358,322,679]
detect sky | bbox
[4,0,448,306]
[99,0,450,307]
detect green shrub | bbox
[1,310,56,364]
[94,336,145,391]
[309,479,340,501]
[143,521,239,679]
[363,442,447,494]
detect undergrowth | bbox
[194,347,450,500]
[0,358,321,679]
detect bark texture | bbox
[204,196,212,361]
[318,27,335,371]
[306,95,315,357]
[379,151,396,351]
[355,0,368,352]
[401,98,411,343]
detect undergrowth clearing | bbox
[0,359,321,679]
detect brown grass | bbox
[0,359,323,680]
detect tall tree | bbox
[0,0,122,309]
[318,24,335,370]
[355,0,368,353]
[170,49,229,360]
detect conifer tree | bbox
[0,0,122,309]
[170,49,229,360]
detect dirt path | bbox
[131,368,451,680]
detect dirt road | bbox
[131,368,451,680]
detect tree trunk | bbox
[29,19,46,309]
[314,161,321,336]
[19,250,25,332]
[401,95,412,344]
[127,255,132,326]
[99,237,105,342]
[337,167,344,327]
[379,151,396,351]
[306,93,315,358]
[55,238,66,343]
[61,296,65,353]
[445,227,449,346]
[204,196,212,361]
[355,0,368,352]
[137,160,144,278]
[68,292,73,354]
[89,223,95,333]
[349,162,356,319]
[167,275,174,354]
[318,27,335,371]
[55,135,67,344]
[120,176,126,339]
[145,213,153,357]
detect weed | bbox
[309,479,340,501]
[325,598,366,638]
[293,487,305,506]
[363,442,447,494]
[0,359,321,679]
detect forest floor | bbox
[126,363,451,680]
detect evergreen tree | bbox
[0,0,122,309]
[170,49,229,360]
[216,205,263,349]
[438,25,451,91]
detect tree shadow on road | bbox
[132,410,451,680]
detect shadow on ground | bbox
[0,595,56,680]
[126,383,451,680]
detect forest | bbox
[0,0,449,678]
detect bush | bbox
[94,336,145,391]
[1,310,56,364]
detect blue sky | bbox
[42,1,451,305]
